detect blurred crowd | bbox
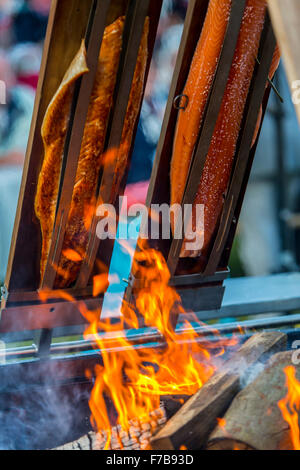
[0,0,50,280]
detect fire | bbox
[278,366,300,450]
[80,240,237,449]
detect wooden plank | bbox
[5,0,93,292]
[0,298,101,333]
[268,0,300,124]
[151,332,287,450]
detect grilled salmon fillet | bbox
[170,0,274,259]
[35,16,149,288]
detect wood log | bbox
[151,332,287,450]
[207,351,300,450]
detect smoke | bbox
[0,361,93,450]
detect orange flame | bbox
[278,366,300,450]
[81,240,238,449]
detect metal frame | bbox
[125,0,277,313]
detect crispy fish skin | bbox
[55,17,149,288]
[180,0,268,258]
[35,40,89,282]
[170,0,232,225]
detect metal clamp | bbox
[173,94,189,110]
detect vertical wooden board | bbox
[106,0,128,24]
[5,0,93,292]
[268,0,300,124]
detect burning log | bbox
[151,332,286,450]
[207,351,300,450]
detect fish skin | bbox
[35,40,89,283]
[55,17,149,288]
[180,0,268,259]
[170,0,233,224]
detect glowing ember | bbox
[278,366,300,450]
[217,417,227,431]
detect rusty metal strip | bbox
[204,15,277,276]
[41,0,111,289]
[167,0,247,276]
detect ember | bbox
[83,241,236,449]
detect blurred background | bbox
[0,0,300,284]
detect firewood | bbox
[151,332,287,450]
[54,409,166,450]
[207,351,300,450]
